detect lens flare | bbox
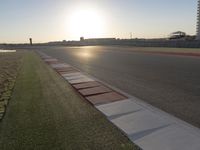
[68,7,105,39]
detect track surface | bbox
[39,46,200,128]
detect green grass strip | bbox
[0,51,140,150]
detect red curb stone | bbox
[79,86,112,96]
[86,92,127,105]
[55,67,77,72]
[73,81,102,90]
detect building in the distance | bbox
[197,0,200,40]
[29,38,33,45]
[169,31,186,40]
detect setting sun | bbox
[68,7,105,39]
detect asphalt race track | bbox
[38,46,200,128]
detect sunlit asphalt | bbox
[39,46,200,128]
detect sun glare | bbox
[69,7,105,39]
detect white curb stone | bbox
[96,99,142,118]
[51,63,71,68]
[68,78,94,84]
[64,75,88,81]
[61,72,83,77]
[97,98,200,150]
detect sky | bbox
[0,0,198,43]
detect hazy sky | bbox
[0,0,197,43]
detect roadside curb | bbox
[37,51,200,150]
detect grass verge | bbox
[0,51,140,150]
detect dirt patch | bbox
[0,51,22,120]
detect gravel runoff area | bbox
[0,51,22,120]
[0,51,140,150]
